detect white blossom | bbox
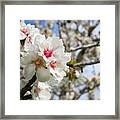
[37,36,71,81]
[70,22,77,30]
[32,82,51,100]
[21,51,50,82]
[21,22,71,81]
[20,20,40,51]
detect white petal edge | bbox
[24,64,36,81]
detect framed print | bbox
[0,0,119,119]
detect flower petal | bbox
[38,81,51,90]
[36,67,51,82]
[49,67,66,81]
[31,81,51,100]
[21,55,32,65]
[38,89,51,100]
[33,34,45,46]
[21,52,36,65]
[24,64,36,81]
[49,37,63,50]
[20,79,28,89]
[20,31,27,40]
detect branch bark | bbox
[88,20,100,37]
[67,41,100,52]
[20,74,37,100]
[22,94,32,100]
[74,60,100,67]
[67,60,100,68]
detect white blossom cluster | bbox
[20,21,71,100]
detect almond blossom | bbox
[20,20,40,51]
[20,22,71,82]
[21,51,51,82]
[37,36,71,81]
[32,81,51,100]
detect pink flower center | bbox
[50,61,57,69]
[44,49,53,58]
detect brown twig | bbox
[67,60,100,68]
[67,41,100,52]
[74,60,100,67]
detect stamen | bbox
[34,57,46,68]
[44,48,53,58]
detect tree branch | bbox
[67,41,100,52]
[22,94,32,100]
[20,74,37,100]
[67,60,100,68]
[88,20,100,37]
[74,60,100,67]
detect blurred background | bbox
[23,20,100,100]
